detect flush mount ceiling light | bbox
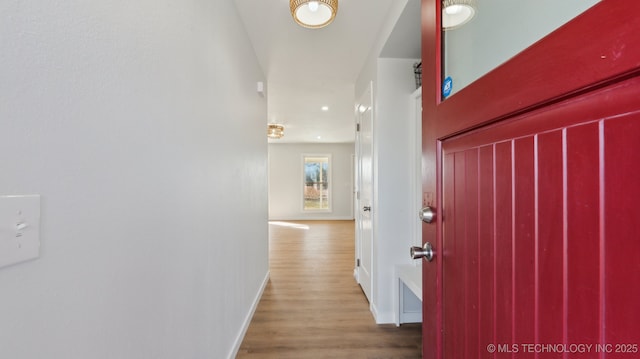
[290,0,338,29]
[267,124,284,139]
[442,0,477,30]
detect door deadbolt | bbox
[419,206,436,223]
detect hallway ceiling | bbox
[234,0,419,144]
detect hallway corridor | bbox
[237,220,422,359]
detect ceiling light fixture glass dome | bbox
[442,0,477,30]
[290,0,338,29]
[267,124,285,139]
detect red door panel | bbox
[421,2,640,358]
[605,115,640,356]
[440,85,640,358]
[513,136,535,357]
[566,122,601,349]
[464,149,479,359]
[493,141,513,355]
[442,152,459,358]
[477,145,495,358]
[536,131,564,348]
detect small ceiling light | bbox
[290,0,338,29]
[268,124,284,139]
[321,106,329,111]
[442,0,477,30]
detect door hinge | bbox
[357,259,361,267]
[356,123,360,132]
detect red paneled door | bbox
[421,2,640,358]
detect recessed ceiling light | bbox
[317,136,322,140]
[321,106,329,111]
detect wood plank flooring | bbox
[237,220,422,359]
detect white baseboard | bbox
[227,271,270,359]
[400,312,422,324]
[375,311,395,324]
[370,302,395,324]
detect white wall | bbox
[0,1,268,359]
[355,1,409,98]
[375,58,422,323]
[269,143,354,220]
[444,0,599,96]
[354,0,422,324]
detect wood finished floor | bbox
[237,220,422,359]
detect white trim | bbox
[354,106,362,291]
[370,302,380,322]
[394,264,422,326]
[350,153,356,219]
[409,86,423,252]
[371,302,395,324]
[227,271,270,359]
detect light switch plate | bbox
[0,195,41,269]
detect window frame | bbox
[301,154,333,213]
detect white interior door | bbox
[356,84,373,303]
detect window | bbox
[303,155,331,211]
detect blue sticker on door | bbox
[442,76,453,98]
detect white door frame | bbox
[409,87,423,252]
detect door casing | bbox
[355,84,374,304]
